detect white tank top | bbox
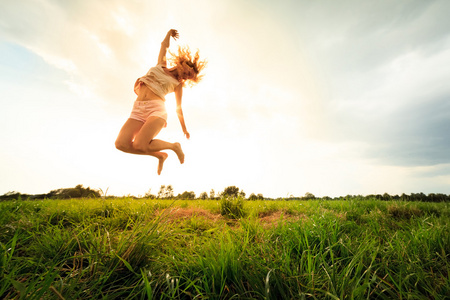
[136,64,180,101]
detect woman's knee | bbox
[115,139,131,152]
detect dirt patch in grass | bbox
[155,208,308,229]
[259,211,307,227]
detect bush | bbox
[248,193,264,200]
[220,197,246,219]
[47,185,101,199]
[177,191,196,199]
[302,192,315,200]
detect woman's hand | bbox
[184,130,190,139]
[159,29,178,65]
[168,29,179,40]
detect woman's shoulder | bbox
[146,64,164,74]
[157,61,167,67]
[152,64,167,72]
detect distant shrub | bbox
[302,192,316,200]
[177,191,196,199]
[47,184,101,199]
[0,191,23,201]
[248,193,264,200]
[220,197,246,219]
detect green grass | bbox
[0,198,449,299]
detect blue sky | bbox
[1,0,449,198]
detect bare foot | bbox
[156,152,168,175]
[173,142,185,164]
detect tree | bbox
[209,189,215,199]
[177,191,195,199]
[158,185,174,199]
[382,193,391,201]
[165,185,174,198]
[0,191,23,201]
[411,192,426,202]
[47,184,101,199]
[248,193,257,200]
[222,186,241,198]
[248,193,263,200]
[303,192,315,200]
[199,192,208,200]
[158,185,166,198]
[145,189,156,199]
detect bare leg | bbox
[133,117,185,163]
[147,140,184,163]
[115,117,185,174]
[115,118,172,174]
[155,152,168,175]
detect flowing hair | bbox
[168,46,207,86]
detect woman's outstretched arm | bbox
[158,29,179,66]
[174,84,190,139]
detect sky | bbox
[1,0,449,198]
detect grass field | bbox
[1,197,449,299]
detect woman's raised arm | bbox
[158,29,179,66]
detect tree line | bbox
[144,185,263,200]
[1,185,449,202]
[0,185,101,201]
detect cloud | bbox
[259,0,450,168]
[364,93,450,166]
[0,0,167,107]
[1,0,449,197]
[325,44,450,167]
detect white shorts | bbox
[129,100,167,125]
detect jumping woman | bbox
[115,29,206,175]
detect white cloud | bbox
[1,0,449,196]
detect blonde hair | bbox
[168,46,207,86]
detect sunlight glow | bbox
[1,0,449,198]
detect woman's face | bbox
[179,62,196,80]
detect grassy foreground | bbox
[0,198,448,299]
